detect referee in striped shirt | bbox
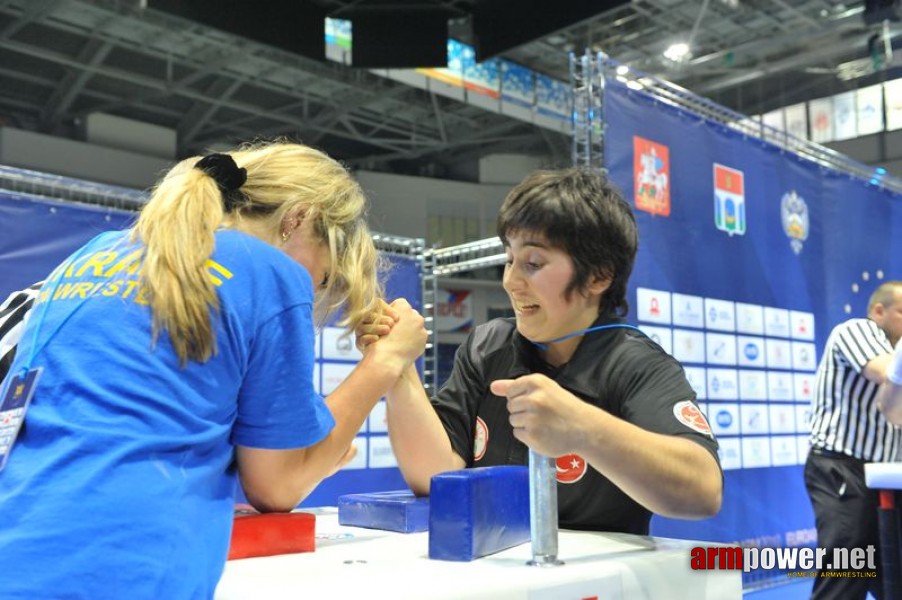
[806,280,902,600]
[0,281,42,383]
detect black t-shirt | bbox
[431,314,721,535]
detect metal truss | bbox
[569,50,605,171]
[604,54,902,194]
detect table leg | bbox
[878,489,902,600]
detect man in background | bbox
[806,280,902,599]
[0,281,41,381]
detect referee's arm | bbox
[862,353,894,384]
[0,282,43,382]
[878,340,902,425]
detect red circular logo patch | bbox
[674,400,713,437]
[555,453,587,484]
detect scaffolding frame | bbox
[602,52,902,194]
[569,50,605,171]
[0,165,148,211]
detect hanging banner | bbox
[761,108,784,132]
[856,84,884,136]
[436,288,474,333]
[807,97,833,143]
[886,79,902,131]
[603,79,900,583]
[832,91,857,140]
[784,103,807,140]
[0,193,135,296]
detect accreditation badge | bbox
[0,368,42,472]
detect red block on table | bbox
[227,507,316,560]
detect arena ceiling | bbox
[0,0,897,180]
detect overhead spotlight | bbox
[663,42,691,62]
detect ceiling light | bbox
[663,42,691,62]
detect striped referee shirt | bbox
[0,282,42,383]
[810,318,899,462]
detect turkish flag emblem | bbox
[473,417,488,461]
[673,400,713,437]
[555,453,587,484]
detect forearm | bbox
[302,353,406,489]
[878,342,902,425]
[386,365,465,495]
[238,352,405,511]
[878,383,902,425]
[575,407,722,519]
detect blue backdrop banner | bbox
[603,79,899,579]
[0,193,136,296]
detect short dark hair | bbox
[496,168,638,316]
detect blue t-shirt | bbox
[0,229,334,599]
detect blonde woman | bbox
[0,142,426,599]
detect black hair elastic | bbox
[194,153,247,212]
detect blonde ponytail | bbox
[133,160,224,365]
[131,141,383,366]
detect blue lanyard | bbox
[20,234,111,374]
[530,323,644,351]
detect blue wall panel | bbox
[603,80,900,574]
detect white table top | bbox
[215,507,740,600]
[865,462,902,490]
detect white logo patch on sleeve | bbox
[473,416,488,461]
